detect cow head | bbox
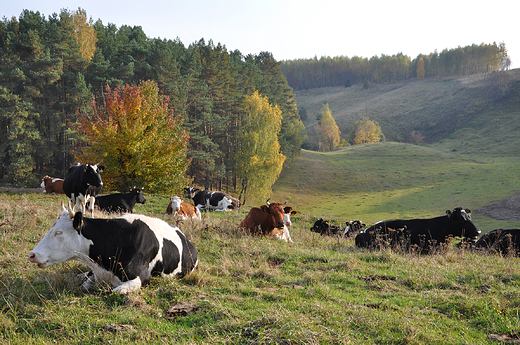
[28,202,91,269]
[260,202,286,230]
[131,187,146,204]
[170,196,183,211]
[184,187,199,199]
[83,163,104,187]
[283,206,297,227]
[446,207,481,239]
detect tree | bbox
[417,57,425,79]
[318,103,341,151]
[73,80,190,194]
[350,119,385,144]
[68,8,97,64]
[236,91,286,204]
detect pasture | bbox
[3,174,520,343]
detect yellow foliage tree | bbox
[319,103,341,151]
[417,57,425,80]
[68,8,97,64]
[350,119,385,144]
[237,91,286,204]
[73,80,190,194]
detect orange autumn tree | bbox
[73,80,190,194]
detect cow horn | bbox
[266,198,271,205]
[67,201,75,219]
[283,201,287,206]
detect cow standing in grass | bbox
[63,163,104,217]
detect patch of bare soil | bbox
[475,191,520,221]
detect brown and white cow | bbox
[165,196,201,220]
[239,201,295,242]
[41,176,65,194]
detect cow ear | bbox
[260,205,269,213]
[73,212,84,233]
[98,165,105,172]
[283,206,293,213]
[291,211,298,215]
[465,209,471,215]
[446,210,452,217]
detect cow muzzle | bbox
[29,253,45,268]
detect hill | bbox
[270,70,520,231]
[297,70,520,150]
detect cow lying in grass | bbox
[29,202,198,293]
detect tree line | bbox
[281,43,510,90]
[0,9,307,196]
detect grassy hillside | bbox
[277,69,520,231]
[3,192,520,344]
[297,70,520,148]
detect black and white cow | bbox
[355,207,481,253]
[63,163,104,217]
[342,220,366,238]
[94,187,146,214]
[475,228,520,255]
[184,187,241,211]
[29,202,199,294]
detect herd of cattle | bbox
[30,163,520,293]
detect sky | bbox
[2,0,519,68]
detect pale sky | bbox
[2,0,519,68]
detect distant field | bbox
[273,70,520,231]
[272,143,520,231]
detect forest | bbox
[281,43,510,90]
[0,8,511,194]
[0,9,306,192]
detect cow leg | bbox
[81,271,97,291]
[113,277,142,294]
[282,226,294,243]
[88,196,95,217]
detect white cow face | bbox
[170,196,183,211]
[29,204,91,268]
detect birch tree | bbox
[237,91,285,204]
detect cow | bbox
[310,218,344,237]
[40,176,65,194]
[184,187,241,211]
[239,201,291,241]
[475,229,520,255]
[165,196,202,220]
[29,202,199,294]
[342,220,366,238]
[94,187,146,214]
[63,163,104,217]
[355,207,481,253]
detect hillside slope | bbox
[271,70,520,231]
[296,69,520,149]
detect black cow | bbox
[475,229,520,255]
[63,163,104,217]
[94,187,146,213]
[310,218,343,236]
[29,202,198,293]
[184,187,241,211]
[355,207,481,253]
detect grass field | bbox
[2,71,520,344]
[2,191,520,344]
